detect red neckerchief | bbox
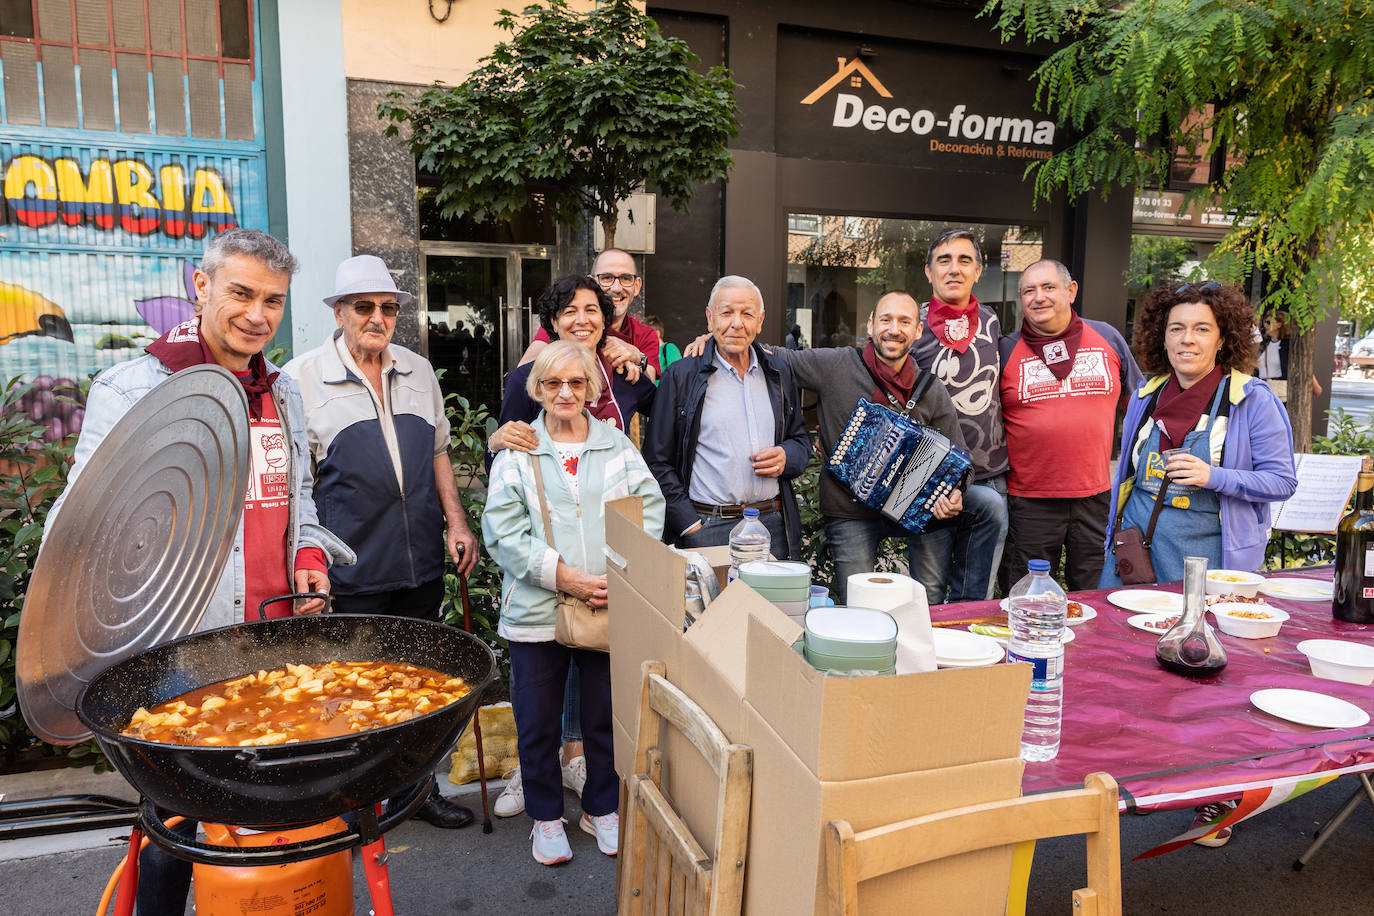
[1152,365,1224,450]
[146,318,278,418]
[861,340,915,409]
[587,353,624,429]
[1020,312,1085,382]
[925,295,980,354]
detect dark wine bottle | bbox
[1334,457,1374,623]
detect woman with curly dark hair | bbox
[1101,280,1297,591]
[489,274,657,454]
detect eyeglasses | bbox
[344,300,400,318]
[1173,280,1221,297]
[540,377,589,394]
[593,272,638,290]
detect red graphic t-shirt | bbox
[243,396,292,620]
[1000,324,1126,498]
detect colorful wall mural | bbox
[1,137,269,440]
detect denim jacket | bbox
[48,353,355,632]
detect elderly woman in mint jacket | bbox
[1101,280,1298,586]
[482,341,665,867]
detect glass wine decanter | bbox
[1155,556,1228,678]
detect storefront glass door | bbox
[784,215,1043,347]
[420,244,553,414]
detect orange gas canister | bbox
[193,819,354,916]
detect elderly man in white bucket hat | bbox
[284,254,480,828]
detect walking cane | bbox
[457,545,494,833]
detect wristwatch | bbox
[638,353,649,372]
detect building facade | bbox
[2,1,1333,439]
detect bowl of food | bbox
[1206,569,1265,598]
[1297,639,1374,686]
[1210,602,1288,638]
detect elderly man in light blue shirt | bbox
[644,277,811,558]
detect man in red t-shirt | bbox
[998,259,1142,591]
[521,248,661,379]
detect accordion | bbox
[826,398,973,535]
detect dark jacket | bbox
[643,339,811,559]
[769,346,967,520]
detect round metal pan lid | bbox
[17,365,251,744]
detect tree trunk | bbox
[601,211,617,251]
[1287,328,1316,454]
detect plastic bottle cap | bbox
[1028,559,1051,573]
[743,507,760,517]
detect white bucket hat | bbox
[323,255,413,307]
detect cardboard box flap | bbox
[606,497,685,623]
[745,613,1031,779]
[684,580,801,698]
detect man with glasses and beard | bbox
[520,248,662,380]
[285,254,480,829]
[717,290,998,604]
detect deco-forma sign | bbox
[776,28,1060,174]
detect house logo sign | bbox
[801,57,1056,159]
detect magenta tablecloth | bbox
[932,567,1374,813]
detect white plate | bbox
[1259,578,1335,602]
[995,599,1097,627]
[1126,613,1179,634]
[968,624,1075,647]
[937,651,1005,669]
[933,627,1003,663]
[1107,589,1185,615]
[1250,688,1371,729]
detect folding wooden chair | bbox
[618,660,753,916]
[825,772,1122,916]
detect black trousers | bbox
[1000,491,1110,594]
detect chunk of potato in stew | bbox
[121,661,471,746]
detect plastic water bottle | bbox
[726,508,770,584]
[1006,559,1067,762]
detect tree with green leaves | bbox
[378,0,739,249]
[988,0,1374,446]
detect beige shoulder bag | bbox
[530,455,610,652]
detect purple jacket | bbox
[1104,370,1298,572]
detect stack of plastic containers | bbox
[801,606,898,675]
[737,560,812,623]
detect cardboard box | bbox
[606,498,1031,913]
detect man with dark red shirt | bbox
[999,259,1142,591]
[522,248,661,379]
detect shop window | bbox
[0,0,256,140]
[785,213,1043,347]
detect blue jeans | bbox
[911,476,1009,604]
[827,484,1005,605]
[677,507,789,559]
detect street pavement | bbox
[2,767,1373,913]
[1328,372,1374,432]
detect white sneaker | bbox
[580,811,619,856]
[561,755,587,796]
[493,766,524,818]
[530,818,572,865]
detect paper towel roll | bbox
[847,573,936,674]
[847,573,918,612]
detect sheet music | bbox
[1271,454,1364,534]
